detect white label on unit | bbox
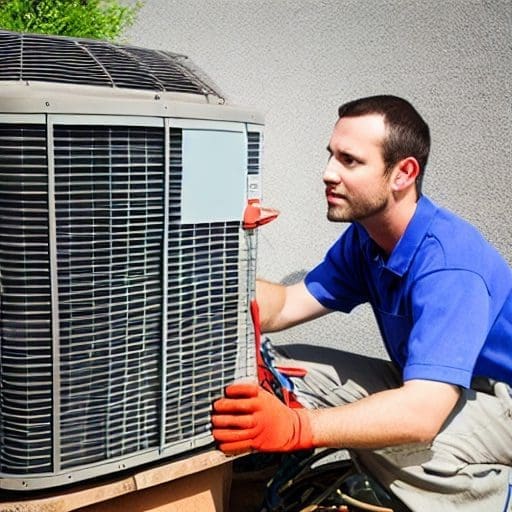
[181,128,246,224]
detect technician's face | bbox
[323,114,392,223]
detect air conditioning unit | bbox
[0,30,263,490]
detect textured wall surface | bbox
[129,0,511,357]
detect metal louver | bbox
[0,124,52,474]
[247,132,261,175]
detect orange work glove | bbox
[211,382,314,454]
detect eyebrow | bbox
[327,146,363,163]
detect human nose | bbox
[323,157,342,184]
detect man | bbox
[212,95,512,511]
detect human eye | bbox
[339,152,358,167]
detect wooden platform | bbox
[0,450,233,512]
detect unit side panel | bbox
[165,125,252,448]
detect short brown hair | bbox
[338,95,430,193]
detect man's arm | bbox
[212,379,461,453]
[306,379,460,448]
[256,279,332,333]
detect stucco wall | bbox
[129,0,511,357]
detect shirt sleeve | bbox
[404,269,491,388]
[304,225,369,312]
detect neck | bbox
[360,195,419,255]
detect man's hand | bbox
[212,383,313,454]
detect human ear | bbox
[392,157,420,191]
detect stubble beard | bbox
[326,194,389,223]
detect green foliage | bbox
[0,0,142,42]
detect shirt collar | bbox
[356,195,439,277]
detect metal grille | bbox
[21,34,112,87]
[0,30,220,97]
[169,128,183,223]
[247,132,261,175]
[53,125,164,468]
[166,222,240,444]
[0,31,22,81]
[0,123,53,474]
[119,47,210,94]
[79,41,165,91]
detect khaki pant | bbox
[275,343,512,512]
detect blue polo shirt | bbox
[305,195,512,388]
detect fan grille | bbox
[0,30,220,96]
